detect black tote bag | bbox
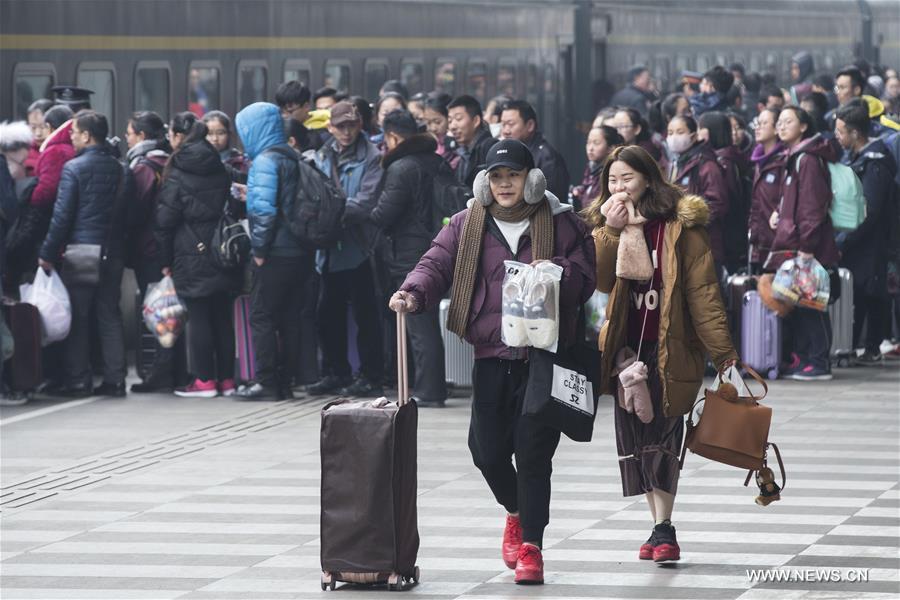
[523,343,601,442]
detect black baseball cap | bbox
[485,139,534,172]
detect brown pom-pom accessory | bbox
[757,274,793,318]
[717,382,739,403]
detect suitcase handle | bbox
[396,312,409,406]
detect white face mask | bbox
[666,133,694,155]
[489,122,502,138]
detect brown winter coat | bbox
[595,194,738,417]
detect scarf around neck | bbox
[446,198,553,339]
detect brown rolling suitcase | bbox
[319,312,420,591]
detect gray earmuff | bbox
[473,169,492,206]
[524,168,546,204]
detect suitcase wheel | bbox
[321,571,335,591]
[413,566,420,584]
[387,573,401,591]
[767,368,779,381]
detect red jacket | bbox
[671,142,729,264]
[770,134,840,268]
[128,147,169,266]
[31,121,75,207]
[748,143,787,263]
[24,141,40,177]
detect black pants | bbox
[468,358,561,547]
[853,283,887,354]
[250,255,313,388]
[392,277,446,403]
[317,261,383,383]
[787,306,832,370]
[64,258,126,387]
[182,293,234,382]
[296,271,321,385]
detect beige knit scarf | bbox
[446,199,553,338]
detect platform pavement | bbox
[1,364,898,599]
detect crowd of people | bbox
[0,52,899,585]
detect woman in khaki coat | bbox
[583,145,737,563]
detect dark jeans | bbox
[182,293,234,382]
[468,358,562,547]
[787,306,832,370]
[250,255,313,388]
[64,257,126,387]
[393,277,446,403]
[317,261,383,383]
[853,283,886,354]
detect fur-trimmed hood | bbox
[674,194,709,229]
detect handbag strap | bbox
[744,442,786,491]
[396,312,409,406]
[718,361,768,402]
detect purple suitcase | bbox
[740,291,781,380]
[233,295,256,383]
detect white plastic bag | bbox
[501,260,532,348]
[525,261,564,352]
[142,276,188,348]
[20,268,72,345]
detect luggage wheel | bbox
[386,572,401,591]
[320,571,336,591]
[767,368,779,381]
[413,565,420,584]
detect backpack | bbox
[209,205,250,270]
[796,152,866,232]
[427,162,472,232]
[826,162,866,232]
[266,146,346,250]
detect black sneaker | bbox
[306,375,351,396]
[58,384,94,399]
[339,377,384,397]
[857,351,883,365]
[95,381,126,397]
[236,382,281,401]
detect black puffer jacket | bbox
[527,131,571,204]
[455,126,495,189]
[369,134,443,279]
[39,145,129,264]
[154,139,239,298]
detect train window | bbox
[823,52,836,71]
[324,60,350,94]
[497,59,517,97]
[76,63,115,124]
[749,53,763,73]
[365,60,389,101]
[283,59,311,87]
[238,61,268,107]
[12,63,55,120]
[187,64,219,116]
[135,62,170,121]
[715,53,729,68]
[765,52,779,76]
[675,54,691,76]
[467,59,488,104]
[434,58,457,96]
[732,54,746,70]
[526,63,539,107]
[400,60,424,95]
[695,54,711,73]
[543,63,557,140]
[652,56,670,92]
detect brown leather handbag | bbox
[680,362,786,503]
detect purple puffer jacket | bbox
[400,197,597,360]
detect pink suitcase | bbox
[233,295,256,383]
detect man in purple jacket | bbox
[389,140,596,585]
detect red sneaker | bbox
[219,379,237,397]
[502,514,522,569]
[638,530,657,560]
[651,521,680,563]
[514,543,544,585]
[174,379,217,398]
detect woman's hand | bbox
[605,194,629,229]
[768,210,779,230]
[161,266,172,277]
[389,290,418,313]
[232,183,247,203]
[798,251,814,261]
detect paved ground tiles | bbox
[1,364,898,599]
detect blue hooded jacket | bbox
[235,102,305,258]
